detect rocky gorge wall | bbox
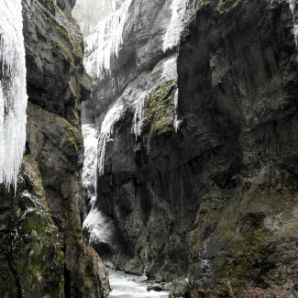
[0,0,109,297]
[81,0,298,297]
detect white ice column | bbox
[0,0,28,190]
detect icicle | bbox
[0,0,28,191]
[163,0,190,52]
[132,92,147,139]
[287,0,298,47]
[84,0,133,78]
[97,133,109,176]
[0,83,5,185]
[173,89,181,132]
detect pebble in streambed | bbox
[108,271,169,298]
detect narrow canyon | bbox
[1,0,298,297]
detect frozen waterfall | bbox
[82,123,98,194]
[74,0,130,181]
[82,101,124,255]
[0,0,28,190]
[162,0,193,132]
[163,0,190,52]
[97,100,124,176]
[83,207,115,248]
[83,0,133,78]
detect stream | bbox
[108,271,169,298]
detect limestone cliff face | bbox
[175,0,298,296]
[0,0,109,297]
[87,0,298,297]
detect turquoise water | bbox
[108,271,169,298]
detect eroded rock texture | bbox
[0,0,109,297]
[93,0,298,297]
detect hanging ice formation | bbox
[82,101,123,250]
[97,100,124,176]
[84,0,133,78]
[163,0,190,52]
[161,0,193,133]
[73,0,132,184]
[173,89,181,132]
[82,207,115,247]
[82,123,98,194]
[131,0,192,138]
[132,91,148,139]
[0,0,28,190]
[288,0,298,46]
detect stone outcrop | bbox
[174,0,298,296]
[87,0,298,297]
[0,0,109,297]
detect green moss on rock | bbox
[213,223,271,296]
[0,158,65,297]
[147,81,176,137]
[52,21,83,69]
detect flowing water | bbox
[108,271,169,298]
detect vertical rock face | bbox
[78,0,298,297]
[0,0,109,297]
[174,0,298,296]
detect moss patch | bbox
[214,223,272,296]
[52,22,83,68]
[147,81,176,137]
[4,159,66,297]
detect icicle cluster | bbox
[84,0,133,78]
[0,0,28,190]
